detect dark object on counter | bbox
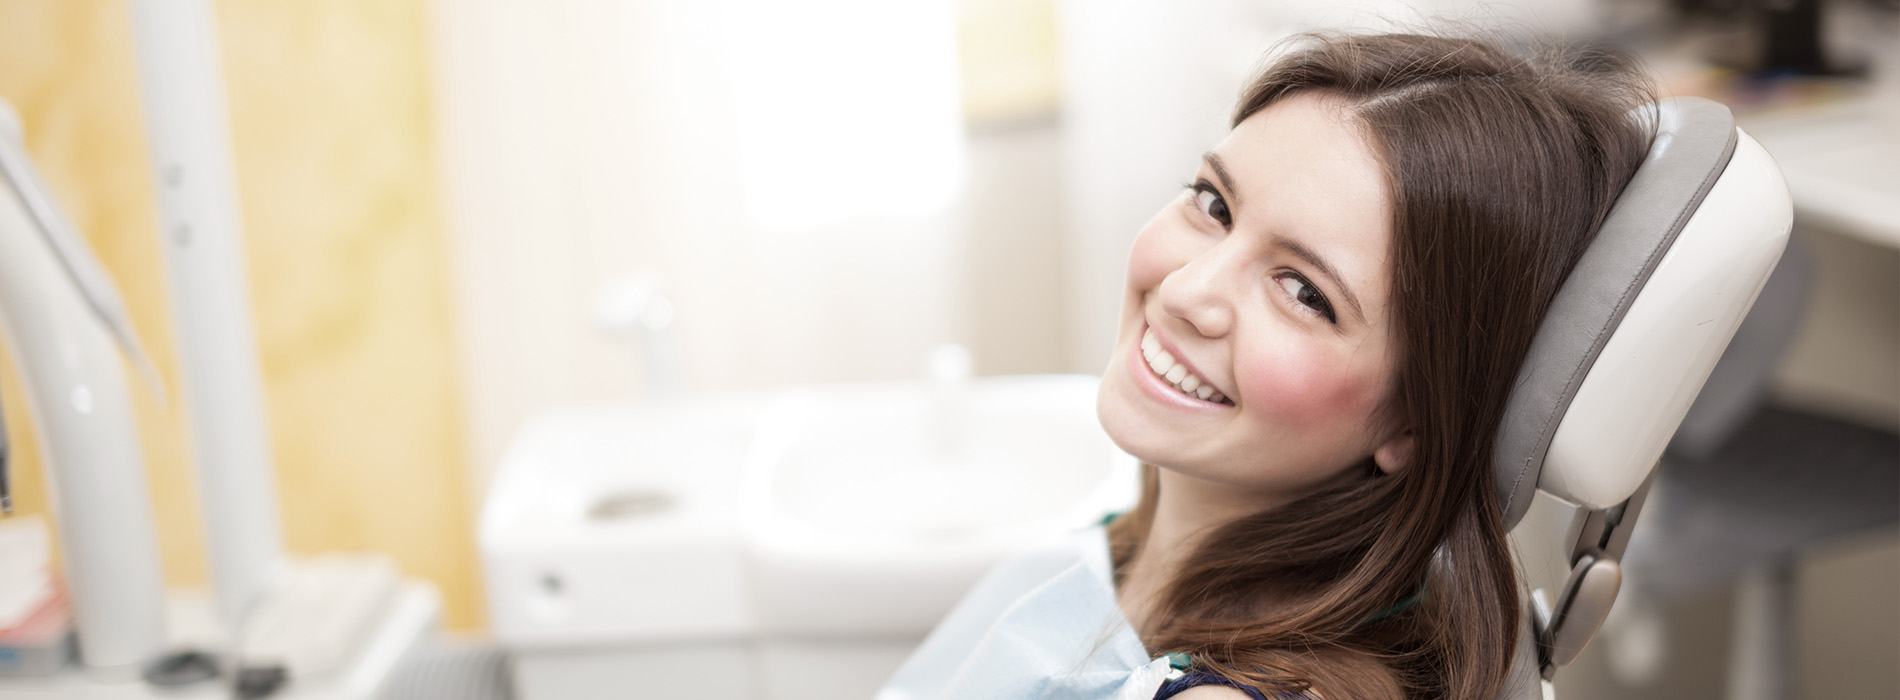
[233,664,289,699]
[143,648,221,687]
[1761,0,1832,74]
[1,374,9,515]
[1672,0,1869,76]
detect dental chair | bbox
[1490,96,1792,699]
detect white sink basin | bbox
[480,395,770,646]
[754,376,1127,540]
[739,375,1137,636]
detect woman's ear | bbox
[1373,430,1414,475]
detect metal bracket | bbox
[1537,467,1657,679]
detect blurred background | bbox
[0,0,1891,698]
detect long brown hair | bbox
[1107,33,1653,700]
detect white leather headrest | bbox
[1495,97,1793,528]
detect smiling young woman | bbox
[877,31,1656,700]
[1098,34,1654,700]
[1098,89,1408,519]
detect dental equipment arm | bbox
[0,100,164,400]
[0,98,168,674]
[127,0,286,632]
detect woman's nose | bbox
[1157,250,1236,339]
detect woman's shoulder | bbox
[1153,645,1403,700]
[1168,685,1274,700]
[1153,670,1316,700]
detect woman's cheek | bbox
[1236,341,1381,429]
[1125,212,1193,289]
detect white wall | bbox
[430,0,1638,506]
[431,0,968,506]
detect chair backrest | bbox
[1490,97,1793,689]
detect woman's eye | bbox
[1276,274,1337,323]
[1190,182,1232,229]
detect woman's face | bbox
[1097,91,1411,504]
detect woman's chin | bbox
[1096,363,1177,467]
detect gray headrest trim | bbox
[1494,98,1738,528]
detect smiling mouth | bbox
[1141,328,1231,405]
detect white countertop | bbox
[1739,96,1900,249]
[0,583,438,700]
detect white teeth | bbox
[1140,328,1228,405]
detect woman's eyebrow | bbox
[1202,152,1242,210]
[1273,234,1366,323]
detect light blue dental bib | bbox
[876,526,1176,700]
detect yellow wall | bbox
[956,0,1061,125]
[0,0,481,630]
